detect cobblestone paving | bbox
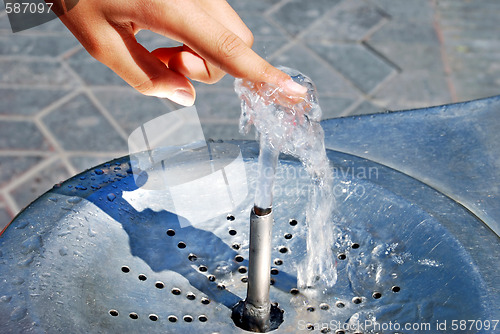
[1,0,500,230]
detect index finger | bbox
[145,1,307,97]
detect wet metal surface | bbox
[323,95,500,237]
[1,139,499,333]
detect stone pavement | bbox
[1,0,500,230]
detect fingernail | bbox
[170,89,195,106]
[283,79,307,97]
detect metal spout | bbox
[232,207,282,332]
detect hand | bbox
[57,0,307,106]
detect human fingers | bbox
[153,0,255,84]
[103,28,196,105]
[145,0,307,97]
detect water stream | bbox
[235,67,338,290]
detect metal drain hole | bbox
[351,243,360,249]
[234,255,244,262]
[335,301,345,308]
[217,284,225,290]
[284,233,293,239]
[186,293,196,300]
[392,286,401,293]
[177,241,186,249]
[227,214,235,221]
[129,313,138,320]
[271,268,279,275]
[320,303,329,310]
[166,229,175,236]
[183,315,193,322]
[307,323,314,330]
[232,243,240,250]
[201,298,210,305]
[290,288,299,295]
[321,327,330,333]
[337,253,346,260]
[274,259,283,266]
[335,330,345,334]
[372,292,382,299]
[352,297,362,304]
[279,247,288,253]
[208,275,216,282]
[121,266,130,273]
[138,274,147,281]
[168,315,177,323]
[149,314,159,321]
[199,265,208,272]
[171,288,181,295]
[188,253,197,261]
[307,306,315,312]
[270,278,275,285]
[238,266,247,274]
[229,229,237,236]
[241,277,248,283]
[155,281,165,289]
[289,219,298,226]
[109,310,119,317]
[199,315,208,322]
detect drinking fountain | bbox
[1,95,499,333]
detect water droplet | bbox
[48,197,59,202]
[21,235,42,254]
[94,169,104,175]
[59,247,68,256]
[75,185,87,191]
[12,277,25,285]
[107,193,116,202]
[88,226,97,237]
[67,197,82,204]
[91,184,101,190]
[10,307,27,321]
[0,295,12,303]
[15,221,30,230]
[18,254,34,267]
[73,250,83,257]
[79,176,86,180]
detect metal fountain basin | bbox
[1,96,499,333]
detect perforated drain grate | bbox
[0,141,497,333]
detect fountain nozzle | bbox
[231,207,283,332]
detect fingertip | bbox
[155,88,196,106]
[258,65,307,99]
[282,79,308,97]
[170,88,196,106]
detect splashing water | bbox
[235,67,337,289]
